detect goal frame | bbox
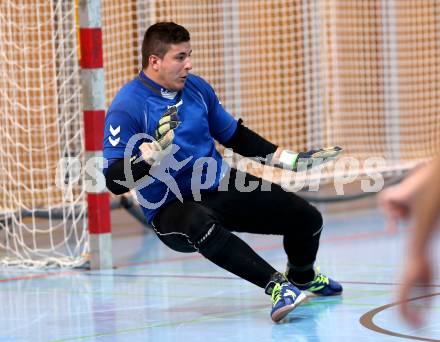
[78,0,112,270]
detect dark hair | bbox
[141,22,190,68]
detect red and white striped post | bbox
[78,0,112,269]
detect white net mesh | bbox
[102,0,440,181]
[0,1,87,268]
[1,0,440,267]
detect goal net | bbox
[1,0,440,267]
[103,0,440,182]
[0,1,86,268]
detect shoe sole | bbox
[271,292,307,323]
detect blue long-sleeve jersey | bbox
[103,71,237,223]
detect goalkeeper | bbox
[103,22,342,323]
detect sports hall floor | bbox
[0,200,439,341]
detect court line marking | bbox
[0,270,83,283]
[0,228,400,283]
[49,306,268,342]
[83,273,440,288]
[359,292,440,342]
[111,228,395,269]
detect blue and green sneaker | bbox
[268,282,306,322]
[287,267,342,296]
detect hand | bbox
[378,184,412,232]
[378,168,430,232]
[398,252,432,325]
[278,146,342,171]
[140,106,181,165]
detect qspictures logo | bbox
[55,133,387,209]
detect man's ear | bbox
[149,55,161,71]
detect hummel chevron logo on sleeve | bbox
[110,125,120,136]
[109,124,120,147]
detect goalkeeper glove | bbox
[278,146,342,171]
[155,106,181,149]
[140,106,181,165]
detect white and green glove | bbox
[139,106,181,165]
[278,146,342,171]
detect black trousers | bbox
[152,168,323,270]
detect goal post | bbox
[78,0,112,270]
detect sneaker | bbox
[270,282,307,323]
[286,267,342,296]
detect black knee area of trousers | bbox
[154,202,231,257]
[292,204,323,238]
[309,205,323,236]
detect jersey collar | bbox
[138,71,179,100]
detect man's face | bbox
[153,42,192,91]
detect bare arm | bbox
[410,156,440,255]
[380,156,440,324]
[398,159,440,324]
